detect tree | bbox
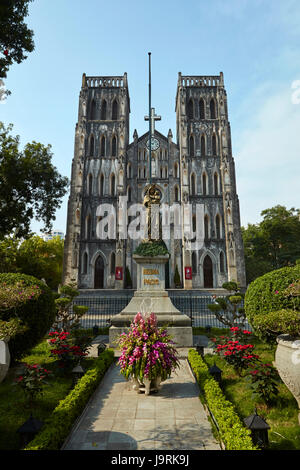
[0,0,34,80]
[0,122,69,239]
[207,281,246,328]
[242,205,300,284]
[16,235,64,290]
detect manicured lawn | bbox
[0,337,98,450]
[200,328,300,450]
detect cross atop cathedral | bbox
[144,107,161,135]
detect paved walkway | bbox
[62,346,220,451]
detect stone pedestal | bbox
[109,254,193,347]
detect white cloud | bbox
[234,81,300,226]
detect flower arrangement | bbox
[48,331,87,371]
[13,363,52,407]
[117,312,180,384]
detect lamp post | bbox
[243,408,270,449]
[72,362,85,387]
[17,413,44,448]
[209,362,222,385]
[97,341,106,356]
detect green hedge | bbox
[244,264,300,342]
[188,349,257,450]
[24,349,114,450]
[0,273,56,361]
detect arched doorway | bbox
[203,255,213,288]
[94,255,104,289]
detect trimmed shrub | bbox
[0,273,56,361]
[188,349,257,450]
[244,264,300,342]
[24,349,114,450]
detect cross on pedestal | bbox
[144,107,161,135]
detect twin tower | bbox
[62,72,246,291]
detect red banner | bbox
[185,266,192,280]
[115,267,123,280]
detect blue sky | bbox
[1,0,300,234]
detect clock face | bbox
[146,137,160,151]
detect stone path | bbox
[62,349,220,451]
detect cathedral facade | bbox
[62,72,246,290]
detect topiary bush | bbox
[244,264,300,342]
[0,273,56,361]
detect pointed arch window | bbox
[110,252,116,275]
[192,251,197,274]
[127,162,132,179]
[202,173,207,195]
[174,185,179,202]
[99,173,104,196]
[112,99,118,120]
[216,214,221,239]
[174,162,178,178]
[191,173,196,195]
[210,98,216,119]
[201,135,206,156]
[111,135,117,157]
[100,136,106,157]
[189,135,195,156]
[86,215,92,239]
[144,167,146,178]
[204,215,209,239]
[111,174,115,196]
[187,98,194,119]
[214,173,219,195]
[88,174,93,195]
[83,252,88,274]
[220,252,225,273]
[90,135,95,156]
[90,99,96,120]
[128,186,132,202]
[101,99,107,120]
[212,134,217,155]
[192,214,196,241]
[199,98,205,119]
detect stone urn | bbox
[0,338,11,384]
[275,334,300,424]
[131,376,162,395]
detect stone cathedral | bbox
[62,71,246,290]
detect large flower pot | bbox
[275,334,300,424]
[0,338,11,384]
[131,376,162,395]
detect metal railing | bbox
[72,293,251,331]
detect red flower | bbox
[4,50,8,56]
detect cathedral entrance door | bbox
[94,255,104,289]
[203,255,213,288]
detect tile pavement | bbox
[62,347,221,451]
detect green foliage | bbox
[174,264,181,287]
[0,273,56,361]
[242,206,300,284]
[188,349,257,450]
[134,240,169,257]
[0,0,35,80]
[53,283,88,332]
[246,363,279,404]
[253,309,300,338]
[24,350,114,450]
[244,264,300,341]
[0,122,69,239]
[207,282,246,328]
[0,318,27,341]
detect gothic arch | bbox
[187,98,194,119]
[90,99,96,120]
[212,133,217,155]
[89,134,95,156]
[191,172,196,195]
[201,134,206,156]
[189,135,195,156]
[127,185,132,202]
[100,135,106,157]
[82,251,88,274]
[110,251,116,275]
[101,99,107,120]
[127,162,132,178]
[192,251,197,274]
[112,99,118,120]
[85,213,92,239]
[200,250,217,288]
[174,162,179,178]
[88,173,93,195]
[215,214,221,239]
[111,135,117,157]
[174,184,179,202]
[214,172,219,195]
[111,173,116,196]
[204,214,210,239]
[199,98,205,119]
[202,172,207,195]
[210,98,217,119]
[99,173,104,196]
[219,251,225,273]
